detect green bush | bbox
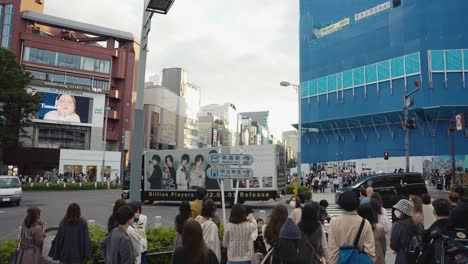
[298,186,309,194]
[21,182,121,191]
[147,227,176,264]
[303,190,312,202]
[86,224,107,264]
[0,240,17,264]
[285,184,294,194]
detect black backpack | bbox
[422,228,468,264]
[407,234,424,263]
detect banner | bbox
[355,1,391,22]
[313,18,350,38]
[38,92,91,124]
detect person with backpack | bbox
[357,203,386,264]
[298,203,328,264]
[390,199,424,264]
[419,198,451,264]
[196,199,221,262]
[328,190,376,264]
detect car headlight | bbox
[14,190,22,195]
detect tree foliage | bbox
[0,48,41,146]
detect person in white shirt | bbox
[127,203,144,264]
[131,202,148,264]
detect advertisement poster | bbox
[38,92,91,123]
[144,145,282,191]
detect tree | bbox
[287,158,296,169]
[0,48,41,146]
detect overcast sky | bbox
[44,0,299,139]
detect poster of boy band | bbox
[144,145,282,191]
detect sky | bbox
[44,0,300,139]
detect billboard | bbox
[144,145,282,191]
[38,92,91,124]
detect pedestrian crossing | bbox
[325,204,393,225]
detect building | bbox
[144,68,200,150]
[239,111,272,145]
[299,0,468,174]
[282,130,298,162]
[198,103,239,147]
[143,83,178,150]
[0,0,138,180]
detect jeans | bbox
[141,251,147,264]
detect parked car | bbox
[0,176,22,206]
[335,173,428,208]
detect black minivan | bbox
[335,173,428,208]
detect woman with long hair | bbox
[358,204,386,264]
[370,193,392,245]
[289,196,303,224]
[298,202,328,264]
[172,219,219,264]
[49,203,92,264]
[224,204,257,264]
[409,195,424,225]
[263,204,288,251]
[16,207,45,264]
[173,201,192,250]
[390,199,424,264]
[107,199,127,233]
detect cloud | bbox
[43,0,299,139]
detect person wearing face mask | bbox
[289,196,302,224]
[390,199,424,264]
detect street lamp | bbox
[403,80,420,173]
[280,81,302,183]
[129,0,175,202]
[101,103,111,182]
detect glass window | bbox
[391,57,404,78]
[0,6,4,41]
[29,71,47,80]
[377,60,390,81]
[430,50,445,71]
[1,4,13,48]
[343,70,353,88]
[309,79,317,96]
[445,49,462,71]
[300,82,308,97]
[464,50,468,71]
[57,53,81,69]
[353,67,365,86]
[327,74,337,92]
[317,77,327,94]
[365,64,377,83]
[336,72,343,90]
[405,53,420,75]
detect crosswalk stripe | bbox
[325,204,393,223]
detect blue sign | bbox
[208,154,254,166]
[206,167,254,180]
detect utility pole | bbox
[403,81,420,173]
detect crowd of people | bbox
[11,184,468,264]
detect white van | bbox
[0,176,22,206]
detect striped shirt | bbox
[223,222,256,261]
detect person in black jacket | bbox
[148,154,162,189]
[172,219,219,264]
[49,203,92,263]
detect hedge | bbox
[284,184,312,202]
[0,224,177,264]
[21,182,121,191]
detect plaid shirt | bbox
[223,222,256,261]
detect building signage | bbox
[207,167,254,180]
[313,18,350,38]
[355,1,391,22]
[31,79,107,94]
[208,153,254,166]
[456,114,465,131]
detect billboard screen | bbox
[38,92,91,124]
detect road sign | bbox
[208,153,254,166]
[207,167,254,180]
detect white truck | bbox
[133,144,286,206]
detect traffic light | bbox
[406,118,417,129]
[384,152,389,160]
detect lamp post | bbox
[280,81,302,184]
[101,103,111,182]
[129,0,175,202]
[403,81,420,173]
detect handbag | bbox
[8,226,22,264]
